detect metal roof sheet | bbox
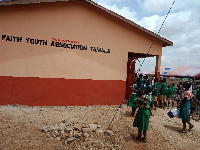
[142,66,200,79]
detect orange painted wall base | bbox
[0,76,126,106]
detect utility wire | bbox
[136,0,176,74]
[108,0,176,129]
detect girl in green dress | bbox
[127,80,143,117]
[133,87,151,143]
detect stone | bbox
[49,124,60,131]
[74,131,82,138]
[97,124,101,128]
[104,130,114,136]
[60,119,67,123]
[65,137,75,144]
[65,127,73,133]
[81,123,89,128]
[95,129,104,134]
[56,137,61,140]
[82,128,93,133]
[58,123,66,132]
[69,131,74,137]
[41,126,50,133]
[51,130,60,138]
[61,133,70,139]
[83,133,89,138]
[73,124,82,131]
[89,124,98,131]
[60,130,65,134]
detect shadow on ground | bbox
[123,111,133,117]
[164,124,181,133]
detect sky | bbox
[93,0,200,71]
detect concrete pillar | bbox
[155,55,161,81]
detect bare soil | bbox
[0,104,199,150]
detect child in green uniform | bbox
[127,80,143,117]
[166,85,172,109]
[152,78,159,110]
[160,78,168,109]
[195,85,200,102]
[177,84,183,105]
[158,80,163,107]
[133,87,151,143]
[171,83,176,108]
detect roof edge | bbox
[0,0,173,47]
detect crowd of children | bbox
[127,74,199,143]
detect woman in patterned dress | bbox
[178,82,194,133]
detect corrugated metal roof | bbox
[142,66,200,79]
[0,0,173,47]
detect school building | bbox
[0,0,173,106]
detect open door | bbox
[125,56,136,99]
[125,52,156,99]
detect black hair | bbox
[154,77,158,82]
[139,74,143,78]
[172,83,175,86]
[144,75,148,79]
[137,89,144,96]
[185,82,191,90]
[163,78,166,82]
[144,87,152,95]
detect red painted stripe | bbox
[0,76,126,106]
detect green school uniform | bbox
[171,86,176,95]
[166,87,172,98]
[127,84,144,107]
[177,87,183,95]
[160,82,168,95]
[140,78,145,86]
[196,90,200,101]
[127,93,137,107]
[179,98,190,120]
[152,82,158,96]
[158,83,162,94]
[133,95,150,131]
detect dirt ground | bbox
[0,104,199,150]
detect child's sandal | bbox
[143,138,147,143]
[182,129,187,133]
[188,124,194,131]
[135,136,141,141]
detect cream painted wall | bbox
[0,1,163,81]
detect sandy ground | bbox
[0,104,200,150]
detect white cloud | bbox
[141,0,175,13]
[93,0,138,22]
[93,0,200,70]
[135,1,200,70]
[138,15,164,32]
[108,5,138,22]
